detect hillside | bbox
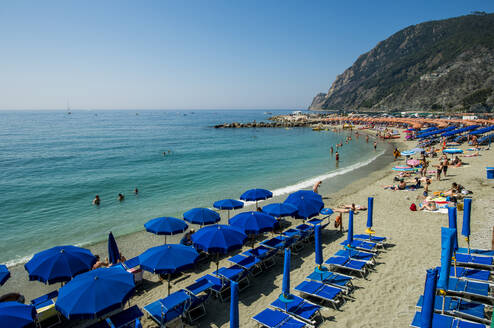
[310,13,494,112]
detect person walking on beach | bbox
[442,157,449,177]
[313,181,322,194]
[92,195,100,206]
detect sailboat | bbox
[67,100,72,115]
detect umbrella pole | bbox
[466,237,470,254]
[453,255,457,277]
[216,254,220,273]
[168,273,171,296]
[441,294,445,314]
[165,235,167,245]
[228,210,230,220]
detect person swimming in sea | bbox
[118,193,125,201]
[92,195,100,205]
[134,187,139,195]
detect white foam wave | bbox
[271,149,386,197]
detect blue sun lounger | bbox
[446,277,493,304]
[449,266,491,284]
[457,248,494,258]
[416,295,487,324]
[143,290,191,327]
[252,308,309,328]
[410,311,487,327]
[214,265,250,291]
[325,256,368,278]
[195,274,230,302]
[183,280,213,323]
[282,229,306,252]
[455,254,494,271]
[270,294,322,325]
[335,249,375,265]
[106,305,144,328]
[353,234,386,243]
[261,235,296,253]
[306,270,354,294]
[294,280,344,309]
[228,254,262,276]
[242,245,277,270]
[339,239,378,253]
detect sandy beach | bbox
[3,128,494,327]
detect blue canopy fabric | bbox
[108,232,121,265]
[442,125,480,137]
[229,211,277,235]
[366,197,374,229]
[421,268,438,328]
[230,281,239,328]
[417,126,455,139]
[469,125,494,135]
[0,302,36,328]
[25,245,96,284]
[443,148,463,154]
[55,265,135,320]
[183,208,220,226]
[191,224,247,254]
[462,198,472,238]
[282,248,291,298]
[447,207,458,252]
[284,190,324,219]
[240,188,273,202]
[437,227,455,292]
[315,225,323,266]
[400,150,415,156]
[0,264,10,286]
[213,199,244,210]
[139,244,199,274]
[346,211,354,245]
[144,217,188,235]
[262,203,297,217]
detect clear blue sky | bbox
[1,1,493,110]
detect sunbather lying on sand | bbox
[419,198,437,211]
[338,203,367,211]
[383,179,408,190]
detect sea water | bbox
[0,110,383,265]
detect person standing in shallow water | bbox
[373,141,377,150]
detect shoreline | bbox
[3,129,395,303]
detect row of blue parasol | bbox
[2,187,327,326]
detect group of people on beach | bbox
[91,253,127,270]
[92,188,139,206]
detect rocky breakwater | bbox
[213,121,308,128]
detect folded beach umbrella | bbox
[55,265,135,320]
[0,302,36,328]
[229,211,277,235]
[437,227,455,293]
[281,248,292,301]
[213,199,244,219]
[346,211,354,246]
[366,197,374,234]
[315,225,323,268]
[191,224,247,272]
[139,244,199,295]
[240,188,273,207]
[447,207,458,252]
[108,232,120,265]
[284,190,324,219]
[144,216,188,244]
[183,208,220,226]
[230,281,239,328]
[25,245,96,284]
[0,264,10,286]
[420,268,438,327]
[262,203,297,218]
[462,198,472,252]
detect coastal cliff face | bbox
[310,13,494,112]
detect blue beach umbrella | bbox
[25,245,96,284]
[281,248,291,300]
[262,203,297,218]
[229,211,278,235]
[315,225,323,268]
[366,197,374,233]
[400,150,415,156]
[0,264,10,286]
[421,268,438,328]
[230,281,239,328]
[437,227,455,293]
[55,265,135,320]
[139,244,199,295]
[284,190,324,219]
[108,232,120,265]
[346,211,354,246]
[447,207,458,252]
[469,125,494,135]
[240,188,273,207]
[0,302,36,328]
[462,198,472,252]
[191,224,247,272]
[214,199,244,219]
[183,208,220,226]
[144,217,188,244]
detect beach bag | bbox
[410,203,417,211]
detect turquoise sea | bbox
[0,110,384,265]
